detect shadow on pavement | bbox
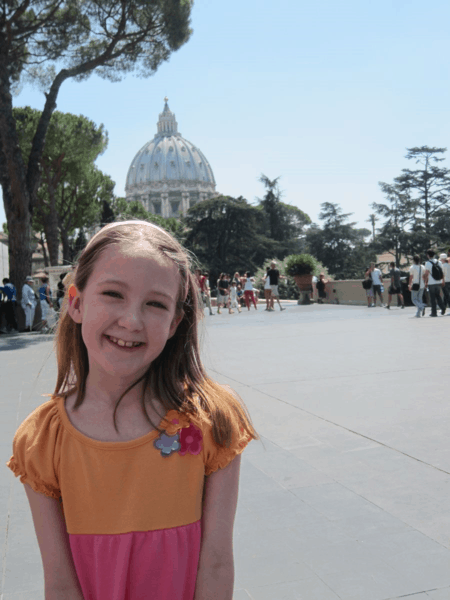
[0,333,54,352]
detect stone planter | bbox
[294,274,313,305]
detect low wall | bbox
[317,280,410,306]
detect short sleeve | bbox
[6,398,62,499]
[200,389,253,476]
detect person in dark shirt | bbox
[386,262,405,309]
[0,278,18,332]
[267,261,286,311]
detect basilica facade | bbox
[125,99,217,217]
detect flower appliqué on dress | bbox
[154,410,203,458]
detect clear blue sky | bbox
[3,0,450,231]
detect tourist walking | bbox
[56,273,66,310]
[424,249,446,317]
[439,253,450,310]
[362,267,374,307]
[229,281,241,314]
[0,278,18,332]
[386,262,405,309]
[217,273,229,315]
[267,261,286,311]
[263,267,272,311]
[21,276,37,332]
[39,276,53,332]
[316,273,328,304]
[194,269,214,315]
[243,272,258,310]
[366,263,385,307]
[232,272,242,288]
[408,255,426,318]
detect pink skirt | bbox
[69,520,201,600]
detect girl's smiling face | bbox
[69,243,183,387]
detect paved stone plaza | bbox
[1,303,450,599]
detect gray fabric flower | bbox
[154,432,181,457]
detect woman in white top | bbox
[408,254,426,318]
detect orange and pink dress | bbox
[6,395,251,600]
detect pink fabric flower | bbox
[178,423,203,456]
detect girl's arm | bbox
[194,454,242,600]
[24,484,84,598]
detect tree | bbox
[109,197,184,240]
[372,183,417,265]
[257,174,311,246]
[306,202,373,279]
[14,107,110,264]
[183,195,276,279]
[388,146,450,247]
[366,214,378,242]
[0,0,193,297]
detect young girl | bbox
[6,221,259,600]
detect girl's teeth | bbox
[109,336,141,348]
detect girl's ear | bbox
[168,312,184,339]
[67,284,83,324]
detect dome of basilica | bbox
[125,99,217,217]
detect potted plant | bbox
[284,253,320,304]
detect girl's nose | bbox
[117,307,144,330]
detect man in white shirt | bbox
[424,249,446,317]
[21,276,37,331]
[440,253,450,311]
[408,255,426,318]
[365,263,385,307]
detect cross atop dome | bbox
[157,98,178,136]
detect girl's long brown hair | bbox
[53,220,260,449]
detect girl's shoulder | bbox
[183,384,254,477]
[6,396,63,499]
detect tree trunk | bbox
[39,232,49,268]
[44,192,60,266]
[60,227,72,265]
[3,195,33,301]
[0,68,33,300]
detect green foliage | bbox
[376,146,450,252]
[284,253,320,276]
[108,197,185,241]
[14,107,111,264]
[305,202,374,279]
[7,0,194,90]
[257,174,311,253]
[183,195,273,280]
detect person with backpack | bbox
[424,249,446,317]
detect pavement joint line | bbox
[388,588,442,598]
[208,368,450,477]
[1,390,23,596]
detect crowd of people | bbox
[0,272,68,333]
[363,249,450,317]
[2,250,449,331]
[194,261,287,315]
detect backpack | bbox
[429,259,443,281]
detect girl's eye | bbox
[103,291,122,298]
[147,301,167,310]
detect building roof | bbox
[125,99,216,192]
